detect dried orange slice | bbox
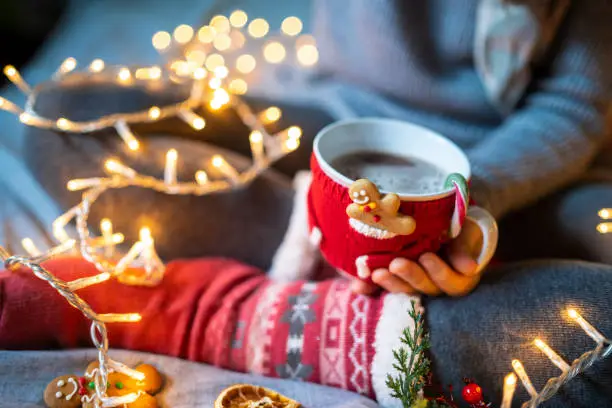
[214,384,301,408]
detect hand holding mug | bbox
[308,118,498,294]
[352,207,493,296]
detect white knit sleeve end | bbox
[371,294,423,408]
[268,171,320,281]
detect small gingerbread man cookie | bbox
[44,362,163,408]
[346,179,416,238]
[44,375,92,408]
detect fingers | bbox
[447,239,479,276]
[371,268,417,294]
[350,278,380,295]
[419,253,480,296]
[389,258,441,296]
[350,251,481,296]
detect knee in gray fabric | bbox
[498,182,612,264]
[425,260,612,407]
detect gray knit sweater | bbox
[313,0,612,218]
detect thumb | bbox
[447,236,479,276]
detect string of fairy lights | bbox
[501,309,611,408]
[0,12,312,407]
[596,208,612,234]
[1,12,310,285]
[0,244,146,407]
[0,10,610,408]
[0,12,317,151]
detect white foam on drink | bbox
[331,151,447,194]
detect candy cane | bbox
[445,173,469,239]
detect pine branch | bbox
[386,300,431,408]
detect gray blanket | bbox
[0,349,378,408]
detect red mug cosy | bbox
[308,154,459,282]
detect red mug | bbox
[308,118,498,282]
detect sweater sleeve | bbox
[467,2,612,219]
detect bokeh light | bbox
[210,15,231,33]
[205,54,225,71]
[152,31,171,50]
[248,18,269,38]
[297,44,319,66]
[263,41,286,64]
[198,26,216,43]
[213,33,232,51]
[281,16,303,36]
[229,79,248,95]
[236,54,256,74]
[173,24,194,44]
[186,49,207,66]
[229,10,248,28]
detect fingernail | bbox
[389,257,408,273]
[466,262,480,276]
[372,269,385,282]
[419,254,434,269]
[458,256,479,275]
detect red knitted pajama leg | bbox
[0,257,420,405]
[0,256,266,356]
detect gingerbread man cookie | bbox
[44,362,163,408]
[44,375,92,408]
[346,179,416,238]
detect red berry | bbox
[373,215,381,222]
[79,387,87,396]
[462,383,483,404]
[78,377,87,387]
[363,206,371,213]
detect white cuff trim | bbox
[371,294,422,408]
